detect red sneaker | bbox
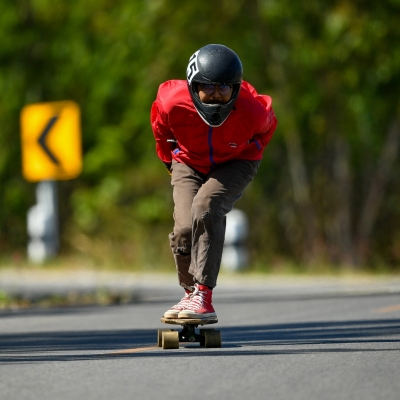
[163,289,192,318]
[178,283,217,319]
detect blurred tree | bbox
[250,0,400,267]
[0,0,399,270]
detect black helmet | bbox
[186,44,243,127]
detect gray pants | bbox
[169,159,260,289]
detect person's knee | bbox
[192,194,213,220]
[170,226,192,254]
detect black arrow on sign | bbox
[38,115,61,165]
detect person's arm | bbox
[252,95,278,150]
[241,82,278,150]
[150,101,176,173]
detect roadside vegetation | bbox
[1,1,399,273]
[0,288,137,309]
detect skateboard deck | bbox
[160,317,218,326]
[158,317,221,349]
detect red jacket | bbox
[151,80,277,174]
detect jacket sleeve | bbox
[241,82,277,150]
[252,94,278,150]
[150,99,175,164]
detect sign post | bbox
[20,101,82,263]
[27,180,59,263]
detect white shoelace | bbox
[185,286,206,311]
[171,292,191,310]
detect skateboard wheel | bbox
[199,329,206,346]
[204,329,222,348]
[162,331,179,349]
[157,329,171,347]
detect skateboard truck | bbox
[158,317,221,349]
[180,323,205,345]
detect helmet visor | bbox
[198,83,233,96]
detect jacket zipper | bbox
[208,126,216,170]
[249,138,262,150]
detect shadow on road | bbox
[1,318,399,363]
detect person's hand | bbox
[163,162,172,176]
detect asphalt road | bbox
[1,274,400,400]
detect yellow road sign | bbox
[20,101,82,182]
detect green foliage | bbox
[0,0,399,270]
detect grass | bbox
[0,288,140,310]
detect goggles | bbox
[199,83,232,96]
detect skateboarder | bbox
[151,44,277,320]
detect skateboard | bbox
[158,317,221,349]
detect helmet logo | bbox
[187,50,200,84]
